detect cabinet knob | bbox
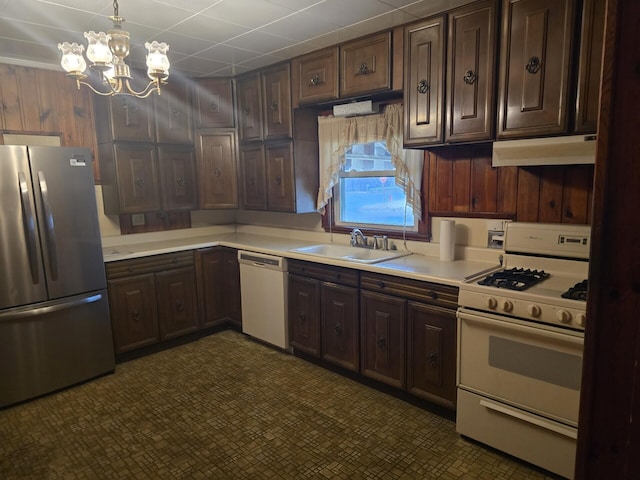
[377,281,385,289]
[299,313,306,322]
[214,168,222,177]
[359,63,369,75]
[275,175,282,186]
[171,107,181,118]
[428,290,438,300]
[463,70,477,85]
[270,101,278,112]
[428,352,439,366]
[208,101,219,112]
[417,79,429,94]
[176,300,184,312]
[525,56,541,74]
[334,272,341,280]
[176,176,186,187]
[131,309,141,321]
[134,177,145,187]
[334,323,342,336]
[376,336,386,348]
[309,74,322,86]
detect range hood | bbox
[492,135,597,167]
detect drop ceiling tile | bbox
[260,10,340,42]
[303,0,395,28]
[1,0,101,32]
[116,2,196,31]
[193,43,261,65]
[199,0,293,29]
[171,54,230,75]
[264,0,326,11]
[167,14,251,44]
[350,9,418,34]
[224,30,296,55]
[0,37,59,64]
[400,0,471,18]
[238,53,289,70]
[146,31,216,57]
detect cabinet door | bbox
[288,274,321,357]
[360,290,407,389]
[196,130,238,209]
[193,77,235,128]
[407,302,457,409]
[156,266,199,341]
[446,0,497,143]
[196,248,227,328]
[404,16,446,146]
[575,0,605,134]
[157,144,198,211]
[237,73,264,142]
[107,96,155,142]
[239,144,267,210]
[497,0,575,138]
[340,32,391,97]
[108,274,159,354]
[223,248,242,328]
[262,63,292,140]
[154,79,193,144]
[265,142,295,212]
[113,143,161,213]
[292,47,339,106]
[321,282,359,372]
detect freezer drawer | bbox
[0,290,115,407]
[457,388,576,479]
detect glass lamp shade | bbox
[84,31,113,65]
[145,41,170,78]
[58,42,87,74]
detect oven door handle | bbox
[479,398,577,439]
[457,308,584,346]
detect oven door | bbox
[457,307,583,425]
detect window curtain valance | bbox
[316,103,424,218]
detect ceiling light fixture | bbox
[58,0,170,98]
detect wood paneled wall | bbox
[0,64,99,181]
[426,144,593,224]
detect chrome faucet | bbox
[350,228,367,247]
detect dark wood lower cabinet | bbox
[321,282,359,372]
[156,266,200,340]
[406,302,457,408]
[360,290,407,389]
[288,273,321,356]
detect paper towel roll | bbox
[439,220,456,261]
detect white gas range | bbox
[456,222,590,480]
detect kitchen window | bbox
[317,104,425,237]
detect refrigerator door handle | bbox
[18,171,40,284]
[0,292,103,323]
[37,171,58,281]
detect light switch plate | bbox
[131,213,146,226]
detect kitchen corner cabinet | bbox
[288,260,360,371]
[496,0,576,139]
[106,251,199,355]
[360,272,459,408]
[193,77,235,128]
[404,15,446,146]
[340,32,392,98]
[195,130,238,209]
[195,247,242,330]
[291,47,340,107]
[445,0,498,143]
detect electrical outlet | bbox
[131,213,146,226]
[487,230,505,249]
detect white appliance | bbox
[492,134,597,166]
[456,222,590,479]
[238,251,289,350]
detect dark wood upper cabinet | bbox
[239,144,267,211]
[193,77,235,128]
[97,95,155,143]
[237,72,264,142]
[157,144,198,211]
[291,46,340,107]
[340,32,392,98]
[575,0,605,134]
[154,78,193,144]
[404,15,446,146]
[195,130,238,209]
[497,0,576,138]
[446,0,498,143]
[265,141,296,212]
[262,63,293,141]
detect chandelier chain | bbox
[113,0,119,17]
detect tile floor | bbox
[0,330,560,479]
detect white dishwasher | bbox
[238,251,289,350]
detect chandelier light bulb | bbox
[58,42,87,75]
[145,41,170,79]
[84,31,113,66]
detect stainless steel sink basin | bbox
[290,244,411,264]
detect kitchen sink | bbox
[290,244,411,264]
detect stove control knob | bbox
[501,300,514,312]
[485,297,498,309]
[527,304,541,317]
[576,313,587,327]
[556,309,572,323]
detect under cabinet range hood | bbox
[492,135,597,167]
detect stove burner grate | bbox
[477,268,550,291]
[562,280,588,301]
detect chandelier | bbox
[58,0,170,98]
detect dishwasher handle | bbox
[238,251,287,271]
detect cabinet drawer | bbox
[287,259,359,287]
[106,251,195,279]
[360,272,458,308]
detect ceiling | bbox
[0,0,472,78]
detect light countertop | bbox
[102,227,502,287]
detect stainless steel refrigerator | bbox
[0,145,115,408]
